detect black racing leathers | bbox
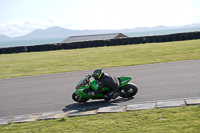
[94,73,120,101]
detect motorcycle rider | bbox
[88,69,120,101]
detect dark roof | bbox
[61,33,127,43]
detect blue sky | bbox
[0,0,200,37]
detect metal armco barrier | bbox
[0,31,200,54]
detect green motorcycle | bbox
[72,75,138,103]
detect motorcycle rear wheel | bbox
[120,83,138,98]
[72,92,89,103]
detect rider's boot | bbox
[112,92,119,99]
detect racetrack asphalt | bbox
[0,59,200,117]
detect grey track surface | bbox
[0,59,200,117]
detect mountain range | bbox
[1,23,200,42]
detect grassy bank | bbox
[0,39,200,79]
[0,105,199,132]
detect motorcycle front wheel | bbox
[119,83,138,98]
[72,92,89,103]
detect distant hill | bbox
[0,35,10,41]
[4,26,119,41]
[1,23,200,42]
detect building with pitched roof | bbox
[62,33,128,43]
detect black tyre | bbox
[72,92,89,103]
[119,83,138,98]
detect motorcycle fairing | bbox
[74,76,132,100]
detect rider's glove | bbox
[85,74,92,80]
[88,91,95,96]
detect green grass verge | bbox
[0,105,199,133]
[0,39,200,79]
